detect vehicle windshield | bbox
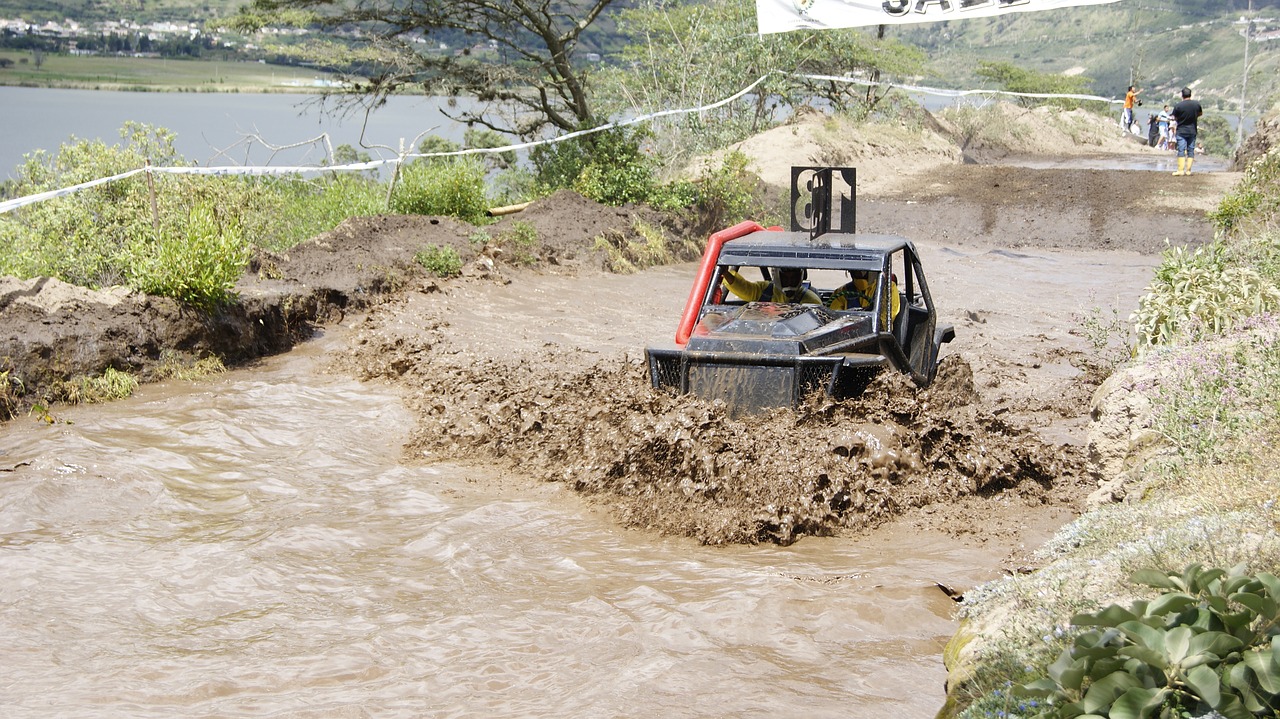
[714,265,880,311]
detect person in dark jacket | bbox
[1171,87,1204,176]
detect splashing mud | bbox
[337,288,1081,546]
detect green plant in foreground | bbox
[414,244,463,277]
[1132,242,1280,349]
[126,203,251,311]
[1016,563,1280,719]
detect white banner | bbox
[757,0,1122,35]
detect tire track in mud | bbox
[335,291,1088,545]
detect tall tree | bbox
[234,0,616,137]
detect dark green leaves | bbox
[1015,564,1280,718]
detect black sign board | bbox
[789,167,856,239]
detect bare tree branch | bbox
[240,0,615,137]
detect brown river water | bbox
[0,327,1019,718]
[0,213,1181,716]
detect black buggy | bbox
[645,167,955,415]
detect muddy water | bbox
[1,331,1014,718]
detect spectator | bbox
[1156,105,1171,150]
[1171,87,1204,176]
[1121,85,1141,134]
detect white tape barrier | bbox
[794,72,1122,104]
[0,168,146,214]
[0,72,1120,215]
[0,160,396,214]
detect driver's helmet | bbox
[771,267,805,293]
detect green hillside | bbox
[895,0,1280,113]
[0,0,245,23]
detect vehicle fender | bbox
[877,331,930,387]
[936,324,956,346]
[675,221,778,345]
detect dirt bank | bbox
[0,107,1239,549]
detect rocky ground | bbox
[0,106,1240,554]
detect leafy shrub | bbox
[389,156,490,224]
[1016,563,1280,719]
[1208,149,1280,234]
[647,179,699,212]
[495,220,540,265]
[414,244,463,277]
[532,127,659,206]
[690,149,769,230]
[1132,241,1280,349]
[126,203,252,310]
[0,123,275,299]
[0,123,186,288]
[265,173,384,251]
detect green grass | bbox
[0,50,340,92]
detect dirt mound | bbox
[859,164,1227,254]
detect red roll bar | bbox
[674,221,779,345]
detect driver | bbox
[828,269,900,324]
[721,266,821,305]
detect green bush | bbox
[0,123,186,288]
[126,203,251,310]
[1132,239,1280,349]
[532,127,659,206]
[1208,149,1280,234]
[691,149,767,229]
[266,174,384,251]
[414,244,463,277]
[496,220,540,265]
[389,156,490,224]
[1016,564,1280,719]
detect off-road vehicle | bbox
[645,167,954,414]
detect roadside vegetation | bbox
[945,119,1280,719]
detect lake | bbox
[1,86,476,180]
